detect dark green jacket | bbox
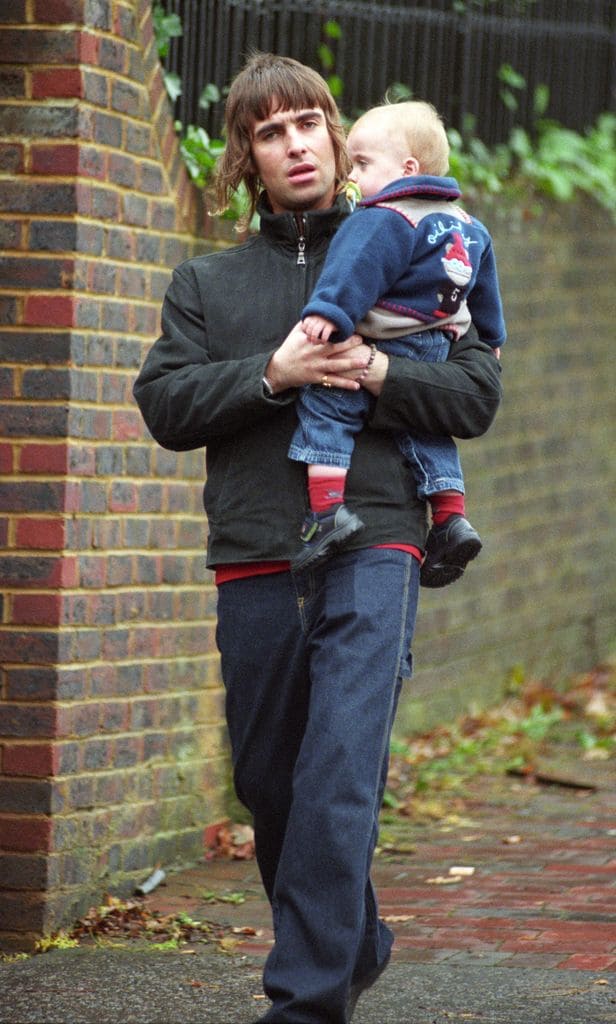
[133,195,502,567]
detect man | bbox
[133,53,501,1024]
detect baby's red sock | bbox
[429,492,465,526]
[308,472,348,513]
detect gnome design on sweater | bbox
[433,232,473,319]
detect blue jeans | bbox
[289,329,465,498]
[216,548,420,1023]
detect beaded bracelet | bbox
[359,343,377,379]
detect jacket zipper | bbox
[295,214,306,266]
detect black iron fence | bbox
[163,0,615,145]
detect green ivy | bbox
[152,3,181,57]
[448,96,616,219]
[151,3,182,102]
[318,20,344,100]
[177,124,224,189]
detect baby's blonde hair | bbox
[356,100,450,176]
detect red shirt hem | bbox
[214,544,422,586]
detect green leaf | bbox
[533,84,550,117]
[536,167,575,201]
[318,43,334,70]
[152,938,180,951]
[461,111,477,137]
[327,74,344,99]
[498,63,526,91]
[152,4,183,58]
[518,705,563,741]
[382,789,403,809]
[179,124,222,187]
[576,729,598,751]
[499,88,519,113]
[163,71,182,103]
[201,889,246,905]
[508,126,532,159]
[198,82,221,110]
[324,19,342,39]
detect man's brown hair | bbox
[215,52,351,223]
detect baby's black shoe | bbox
[420,514,482,588]
[291,503,364,573]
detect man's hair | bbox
[215,52,351,222]
[357,100,450,176]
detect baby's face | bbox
[347,116,410,198]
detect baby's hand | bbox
[302,315,336,343]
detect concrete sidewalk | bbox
[1,770,615,1023]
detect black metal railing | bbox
[163,0,615,145]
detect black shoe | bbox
[420,514,482,588]
[347,955,390,1019]
[291,503,365,573]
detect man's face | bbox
[250,106,337,214]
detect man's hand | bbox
[265,322,371,393]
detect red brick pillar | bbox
[0,0,228,950]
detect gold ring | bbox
[321,375,331,388]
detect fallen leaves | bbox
[425,876,461,885]
[69,894,231,952]
[217,936,240,954]
[184,978,225,989]
[35,932,79,953]
[426,865,476,885]
[208,823,255,861]
[385,661,615,816]
[442,1014,482,1020]
[202,889,247,905]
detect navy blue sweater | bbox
[302,175,506,348]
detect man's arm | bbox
[342,324,502,440]
[368,324,503,439]
[133,264,287,451]
[133,263,369,451]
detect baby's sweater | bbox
[302,175,506,348]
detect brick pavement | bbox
[145,774,616,974]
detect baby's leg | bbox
[396,433,482,589]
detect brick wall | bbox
[0,0,614,952]
[0,0,229,950]
[399,203,615,734]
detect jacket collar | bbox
[257,191,350,251]
[360,175,461,207]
